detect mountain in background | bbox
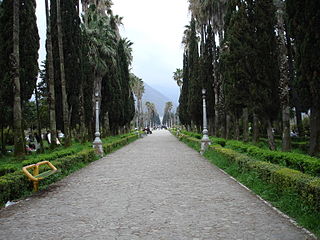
[141,83,178,117]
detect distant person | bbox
[46,131,51,144]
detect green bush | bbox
[210,137,226,147]
[211,145,320,211]
[0,134,138,207]
[227,140,320,177]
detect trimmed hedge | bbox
[227,140,320,177]
[211,145,320,211]
[175,133,320,211]
[179,131,319,177]
[0,148,80,177]
[0,149,97,206]
[0,134,138,206]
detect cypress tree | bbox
[178,52,190,128]
[221,1,251,140]
[187,18,202,130]
[0,0,39,156]
[201,24,215,135]
[287,0,320,155]
[250,0,280,150]
[51,0,81,135]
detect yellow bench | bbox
[22,161,58,192]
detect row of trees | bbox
[177,0,320,156]
[0,0,136,157]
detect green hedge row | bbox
[0,134,138,207]
[179,131,319,177]
[210,145,320,211]
[0,149,96,206]
[0,148,79,177]
[226,140,320,177]
[175,133,320,211]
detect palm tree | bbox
[173,68,183,92]
[83,5,117,133]
[45,0,57,149]
[130,74,144,129]
[56,0,70,146]
[12,0,24,157]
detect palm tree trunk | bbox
[12,0,25,157]
[45,0,57,149]
[56,0,70,146]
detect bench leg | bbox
[33,181,39,192]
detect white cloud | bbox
[112,0,190,102]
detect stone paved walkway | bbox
[0,130,315,240]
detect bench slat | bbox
[35,170,57,179]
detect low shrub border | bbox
[0,134,139,207]
[226,140,320,177]
[179,131,320,177]
[210,145,320,212]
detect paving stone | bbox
[0,130,316,240]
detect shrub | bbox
[0,134,138,207]
[227,140,320,177]
[211,145,320,211]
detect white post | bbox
[93,91,103,155]
[201,88,211,155]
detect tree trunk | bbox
[220,112,226,139]
[12,0,25,157]
[208,117,214,135]
[234,115,240,140]
[226,114,231,140]
[35,82,44,153]
[45,0,57,149]
[309,106,320,156]
[56,0,70,146]
[267,119,276,151]
[79,85,86,143]
[295,109,304,137]
[243,108,249,142]
[1,124,6,154]
[282,105,291,151]
[277,8,291,152]
[253,113,260,143]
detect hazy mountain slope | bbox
[141,83,177,117]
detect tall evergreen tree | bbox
[45,0,57,148]
[12,0,24,156]
[178,52,191,128]
[221,1,251,140]
[0,0,39,156]
[250,0,280,150]
[287,0,320,155]
[187,17,202,130]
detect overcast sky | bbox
[36,0,190,104]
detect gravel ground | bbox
[0,130,315,240]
